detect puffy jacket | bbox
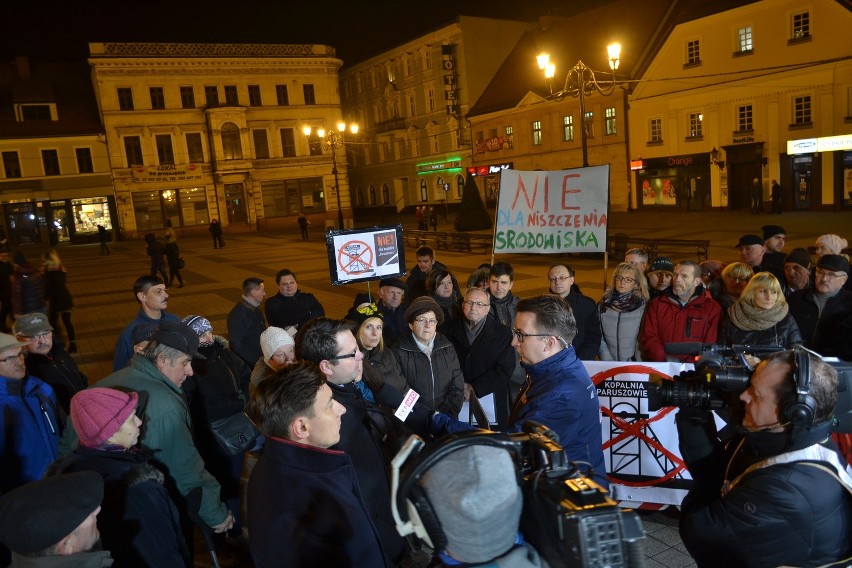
[60,355,229,528]
[0,375,60,493]
[640,287,722,362]
[598,302,645,361]
[717,312,802,349]
[787,288,852,360]
[392,332,464,416]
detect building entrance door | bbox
[224,183,248,224]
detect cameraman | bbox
[677,349,852,567]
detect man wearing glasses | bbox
[0,332,61,495]
[296,317,406,564]
[446,287,515,430]
[788,254,852,360]
[546,264,602,360]
[14,312,87,414]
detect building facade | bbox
[339,16,528,217]
[0,57,115,247]
[628,0,852,211]
[89,42,351,239]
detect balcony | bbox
[374,117,407,134]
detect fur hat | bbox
[71,388,139,448]
[0,471,104,554]
[260,326,294,362]
[421,445,522,563]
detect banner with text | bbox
[495,166,609,254]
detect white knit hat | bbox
[260,327,294,362]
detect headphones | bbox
[779,346,817,426]
[390,431,523,550]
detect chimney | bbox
[15,56,31,78]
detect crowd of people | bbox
[0,226,850,567]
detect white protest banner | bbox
[495,166,609,254]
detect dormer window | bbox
[14,103,56,122]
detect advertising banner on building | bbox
[495,166,609,254]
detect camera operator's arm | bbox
[675,407,725,490]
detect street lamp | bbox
[536,43,625,167]
[302,121,359,229]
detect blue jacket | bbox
[248,437,391,568]
[0,375,60,493]
[509,347,607,488]
[113,309,180,371]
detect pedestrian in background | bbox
[11,251,46,318]
[144,233,168,281]
[0,251,14,332]
[297,212,309,240]
[164,235,184,288]
[770,179,783,214]
[97,224,110,255]
[429,206,438,231]
[42,249,77,352]
[209,218,225,249]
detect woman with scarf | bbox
[718,272,802,349]
[426,267,462,332]
[598,262,649,361]
[180,315,253,547]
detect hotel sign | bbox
[132,164,203,183]
[787,134,852,155]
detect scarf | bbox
[601,290,644,313]
[728,299,788,331]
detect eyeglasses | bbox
[815,268,845,281]
[414,317,438,326]
[548,275,572,283]
[512,329,552,343]
[0,350,27,364]
[725,276,749,284]
[23,331,52,341]
[330,350,361,361]
[462,300,488,309]
[614,276,635,284]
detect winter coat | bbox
[264,290,325,330]
[361,345,408,394]
[677,411,852,568]
[598,301,645,361]
[248,437,391,568]
[509,347,607,488]
[49,447,191,568]
[226,298,266,366]
[563,288,602,360]
[164,241,181,270]
[60,355,229,528]
[43,267,73,312]
[717,312,802,349]
[787,288,852,360]
[640,287,722,362]
[24,343,88,414]
[446,314,516,430]
[489,293,519,328]
[113,310,181,372]
[376,301,407,348]
[11,262,45,315]
[392,332,464,416]
[0,375,60,493]
[328,381,407,563]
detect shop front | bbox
[466,162,513,206]
[633,153,711,210]
[785,134,852,211]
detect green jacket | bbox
[60,354,227,527]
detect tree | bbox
[454,174,492,231]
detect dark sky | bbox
[2,0,612,66]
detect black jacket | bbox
[264,290,325,330]
[226,298,266,366]
[446,314,516,430]
[392,332,464,416]
[24,343,88,414]
[677,412,852,568]
[50,447,191,568]
[787,288,852,360]
[563,287,603,360]
[717,312,802,349]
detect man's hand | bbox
[463,382,474,402]
[211,510,235,533]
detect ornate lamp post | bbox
[536,43,625,167]
[302,121,358,229]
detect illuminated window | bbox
[605,108,617,136]
[792,12,810,40]
[688,112,703,138]
[737,26,753,53]
[532,120,542,146]
[562,116,574,141]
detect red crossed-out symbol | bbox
[337,240,374,275]
[592,364,684,487]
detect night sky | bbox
[2,0,613,66]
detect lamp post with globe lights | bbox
[536,43,625,168]
[302,122,358,229]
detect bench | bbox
[609,235,710,263]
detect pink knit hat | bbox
[71,388,139,448]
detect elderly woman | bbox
[598,262,649,361]
[815,234,848,259]
[426,267,462,329]
[391,296,464,416]
[710,262,754,310]
[250,327,295,393]
[181,315,254,542]
[347,303,408,397]
[49,388,190,566]
[718,272,802,349]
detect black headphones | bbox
[391,431,523,550]
[779,347,817,426]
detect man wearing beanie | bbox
[735,233,784,284]
[0,471,112,566]
[782,248,812,298]
[250,326,296,393]
[15,312,88,414]
[50,388,190,567]
[645,256,674,299]
[788,254,852,360]
[0,332,61,495]
[61,321,235,536]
